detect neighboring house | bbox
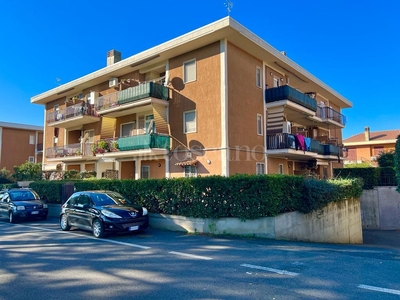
[343,126,400,164]
[31,17,351,180]
[0,121,43,172]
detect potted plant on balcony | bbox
[92,140,110,154]
[111,141,119,152]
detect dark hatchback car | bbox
[60,190,149,238]
[0,188,48,223]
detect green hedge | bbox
[334,168,379,189]
[29,175,362,218]
[0,183,19,190]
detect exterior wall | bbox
[149,197,363,244]
[360,187,400,230]
[268,158,289,175]
[227,43,265,175]
[141,159,165,179]
[168,42,221,177]
[0,127,42,172]
[356,146,371,161]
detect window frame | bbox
[273,77,280,88]
[278,164,284,174]
[184,166,197,178]
[257,114,263,136]
[256,162,265,175]
[84,130,94,143]
[183,59,197,83]
[141,165,150,179]
[29,134,35,145]
[183,110,197,134]
[28,156,35,163]
[256,67,262,88]
[120,122,135,137]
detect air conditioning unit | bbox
[109,77,118,88]
[282,121,291,134]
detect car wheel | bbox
[60,214,71,231]
[92,219,105,238]
[9,212,16,223]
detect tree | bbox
[377,150,395,168]
[13,162,42,181]
[0,167,14,183]
[394,135,400,192]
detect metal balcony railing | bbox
[316,106,347,126]
[46,103,97,124]
[265,85,318,112]
[45,143,93,158]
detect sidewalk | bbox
[363,229,400,249]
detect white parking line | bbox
[4,223,151,249]
[358,284,400,295]
[241,263,299,276]
[169,251,213,260]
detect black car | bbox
[0,188,48,223]
[60,190,149,238]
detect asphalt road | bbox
[1,217,400,300]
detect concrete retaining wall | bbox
[361,186,400,230]
[150,198,363,244]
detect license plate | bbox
[128,226,139,231]
[31,211,39,215]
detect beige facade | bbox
[0,122,43,173]
[31,17,351,180]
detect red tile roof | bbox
[344,129,400,143]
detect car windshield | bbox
[9,190,39,201]
[92,191,133,206]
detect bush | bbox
[29,175,362,217]
[0,167,14,184]
[334,168,379,189]
[377,150,394,168]
[13,162,42,181]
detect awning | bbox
[175,159,198,167]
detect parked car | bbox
[60,190,149,238]
[0,188,48,223]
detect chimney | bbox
[107,50,121,66]
[364,126,370,141]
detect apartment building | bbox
[343,127,400,164]
[0,122,43,172]
[31,17,351,180]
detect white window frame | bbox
[256,162,265,175]
[183,59,196,83]
[278,164,284,174]
[184,166,197,178]
[145,114,155,134]
[120,122,135,137]
[84,130,94,143]
[256,67,262,88]
[273,77,280,88]
[29,134,35,145]
[28,156,35,163]
[257,114,263,136]
[141,165,150,179]
[183,110,197,134]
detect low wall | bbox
[361,186,400,230]
[150,198,363,244]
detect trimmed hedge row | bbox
[334,167,396,189]
[29,175,362,219]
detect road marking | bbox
[4,223,151,249]
[241,263,299,276]
[169,251,213,260]
[358,284,400,295]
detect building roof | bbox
[0,121,43,131]
[344,129,400,145]
[31,17,352,109]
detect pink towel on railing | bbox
[295,134,306,152]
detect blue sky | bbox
[0,0,398,138]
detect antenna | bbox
[224,0,233,16]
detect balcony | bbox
[45,143,95,161]
[265,85,318,111]
[266,133,343,159]
[95,82,169,117]
[46,103,100,129]
[314,106,347,127]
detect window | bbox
[184,110,196,133]
[145,115,155,133]
[273,77,280,87]
[278,164,283,174]
[29,134,35,144]
[84,130,94,143]
[184,166,197,177]
[183,59,196,83]
[121,122,134,137]
[256,163,265,175]
[256,67,262,88]
[257,114,263,135]
[141,165,150,179]
[28,156,35,163]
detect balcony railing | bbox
[46,143,93,158]
[266,133,343,156]
[95,82,169,112]
[316,106,347,126]
[46,103,97,124]
[265,85,318,112]
[118,133,170,151]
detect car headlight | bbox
[43,204,48,209]
[142,207,148,216]
[102,209,122,219]
[16,206,25,211]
